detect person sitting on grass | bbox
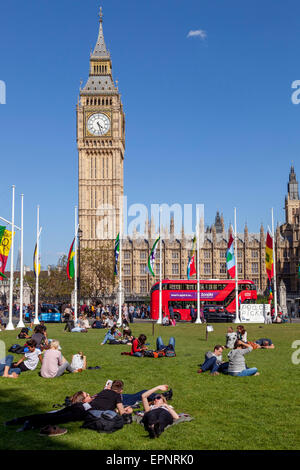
[70,351,87,371]
[5,380,133,433]
[130,334,148,357]
[101,325,121,345]
[121,328,133,345]
[197,345,229,375]
[228,340,260,377]
[31,324,48,349]
[0,355,21,378]
[237,325,248,342]
[141,384,179,438]
[12,339,43,373]
[40,340,78,378]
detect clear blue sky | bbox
[0,0,299,268]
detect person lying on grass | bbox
[141,385,179,439]
[5,380,133,432]
[12,339,43,373]
[228,340,260,377]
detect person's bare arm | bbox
[14,356,25,366]
[116,402,133,415]
[164,405,179,420]
[141,385,169,412]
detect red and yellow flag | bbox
[265,232,274,281]
[67,239,75,280]
[0,229,13,278]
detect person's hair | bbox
[26,338,37,348]
[138,334,147,345]
[214,344,223,351]
[78,351,84,359]
[70,391,86,404]
[34,325,44,334]
[123,328,132,337]
[110,326,116,334]
[263,340,269,346]
[50,339,60,350]
[239,326,246,335]
[233,339,240,349]
[111,380,124,393]
[228,327,234,332]
[153,394,167,404]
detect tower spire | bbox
[92,6,110,59]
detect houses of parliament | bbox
[77,9,300,306]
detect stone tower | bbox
[77,7,125,247]
[285,165,300,225]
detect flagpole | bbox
[195,207,202,324]
[272,208,278,321]
[17,194,25,328]
[74,206,78,323]
[6,185,16,330]
[117,199,123,327]
[157,206,162,324]
[234,207,239,323]
[34,205,40,325]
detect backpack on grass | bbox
[81,411,124,433]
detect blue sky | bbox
[0,0,299,268]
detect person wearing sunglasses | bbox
[141,384,179,438]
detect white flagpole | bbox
[74,206,78,323]
[195,207,202,324]
[34,205,40,325]
[157,206,162,324]
[17,194,25,328]
[234,207,240,323]
[117,198,123,327]
[6,185,16,330]
[272,208,278,321]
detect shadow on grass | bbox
[0,387,87,450]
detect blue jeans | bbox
[102,333,116,344]
[132,352,143,357]
[229,367,258,377]
[156,336,175,351]
[88,409,117,419]
[0,355,21,376]
[122,390,161,406]
[201,356,219,373]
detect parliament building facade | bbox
[77,10,300,309]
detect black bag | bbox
[81,411,124,433]
[8,344,26,354]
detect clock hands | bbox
[97,121,104,132]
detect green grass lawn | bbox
[0,322,300,450]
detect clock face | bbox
[87,113,110,136]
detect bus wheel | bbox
[174,312,181,322]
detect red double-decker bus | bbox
[150,279,257,321]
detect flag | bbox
[114,233,120,275]
[265,232,274,281]
[0,228,13,279]
[187,236,197,280]
[33,243,41,277]
[67,238,75,280]
[226,234,236,279]
[147,236,160,277]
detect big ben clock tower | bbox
[77,7,125,248]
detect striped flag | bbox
[114,233,120,275]
[265,232,274,281]
[67,239,75,280]
[226,234,236,279]
[147,236,160,277]
[187,236,197,280]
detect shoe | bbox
[148,424,156,439]
[16,420,33,432]
[163,388,173,401]
[39,425,67,437]
[197,369,203,373]
[154,422,162,438]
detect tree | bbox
[80,242,116,301]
